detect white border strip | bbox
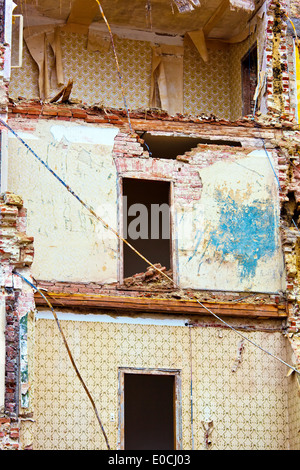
[36,310,186,327]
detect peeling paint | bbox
[50,124,119,145]
[210,191,278,280]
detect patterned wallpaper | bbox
[184,38,231,119]
[30,313,297,450]
[9,30,248,120]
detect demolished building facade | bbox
[0,0,300,450]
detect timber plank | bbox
[34,292,287,318]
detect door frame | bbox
[117,367,182,450]
[118,177,176,285]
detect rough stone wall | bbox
[0,192,35,450]
[276,130,300,367]
[266,0,291,116]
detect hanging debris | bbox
[172,0,201,14]
[202,420,214,449]
[232,340,245,372]
[49,78,73,104]
[123,263,173,289]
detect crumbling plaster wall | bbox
[7,119,120,283]
[7,117,285,293]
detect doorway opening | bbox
[119,369,182,450]
[122,178,172,279]
[241,43,258,116]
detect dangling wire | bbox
[13,270,111,450]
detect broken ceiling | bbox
[15,0,264,40]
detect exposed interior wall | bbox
[7,120,119,283]
[7,118,285,293]
[183,38,231,119]
[32,312,291,450]
[8,29,264,121]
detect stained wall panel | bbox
[32,313,293,450]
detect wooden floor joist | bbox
[34,291,287,318]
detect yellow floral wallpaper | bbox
[9,30,248,120]
[30,312,297,450]
[184,38,231,119]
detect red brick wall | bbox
[0,193,34,449]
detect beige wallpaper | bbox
[31,313,296,450]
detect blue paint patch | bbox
[210,191,278,280]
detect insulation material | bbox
[150,45,184,115]
[24,25,64,99]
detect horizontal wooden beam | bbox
[34,292,287,318]
[129,118,278,139]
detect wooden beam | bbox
[63,0,99,34]
[203,0,230,36]
[128,118,278,139]
[187,29,209,62]
[34,292,287,319]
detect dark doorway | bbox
[122,178,171,278]
[241,43,258,116]
[124,373,175,450]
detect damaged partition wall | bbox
[1,0,300,452]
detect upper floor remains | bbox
[5,0,298,123]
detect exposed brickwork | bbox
[0,417,21,450]
[0,192,35,449]
[274,129,300,365]
[265,0,291,116]
[6,98,298,131]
